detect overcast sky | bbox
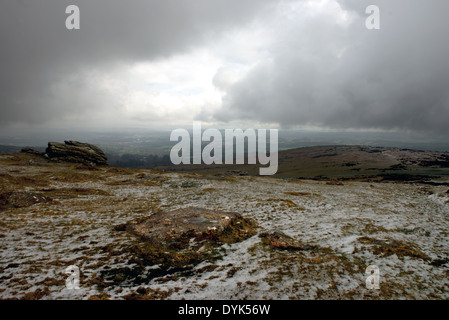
[1,0,449,136]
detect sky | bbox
[1,0,449,137]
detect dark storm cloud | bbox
[3,0,449,135]
[214,0,449,134]
[0,0,274,125]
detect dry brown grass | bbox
[0,173,50,193]
[284,191,313,196]
[265,198,298,207]
[358,236,430,260]
[39,187,112,199]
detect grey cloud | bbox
[0,0,275,126]
[214,0,449,135]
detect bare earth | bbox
[0,152,448,300]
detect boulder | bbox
[45,140,107,166]
[123,207,258,247]
[110,207,258,278]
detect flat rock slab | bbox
[126,207,256,247]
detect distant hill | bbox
[156,145,449,181]
[2,143,449,181]
[0,145,23,154]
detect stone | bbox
[20,148,44,156]
[259,230,308,250]
[109,207,258,279]
[45,140,107,166]
[124,207,258,247]
[0,191,53,210]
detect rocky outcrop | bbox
[45,140,107,166]
[20,148,45,156]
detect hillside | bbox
[158,145,449,180]
[0,150,449,300]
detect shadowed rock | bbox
[46,140,107,166]
[20,148,45,156]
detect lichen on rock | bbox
[45,140,107,166]
[124,206,258,247]
[108,207,259,283]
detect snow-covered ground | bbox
[1,156,448,299]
